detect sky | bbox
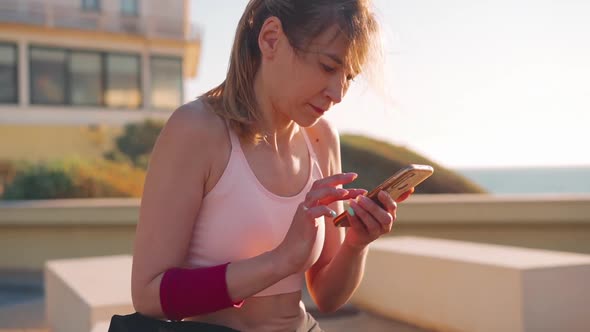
[186,0,590,169]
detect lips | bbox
[310,104,326,115]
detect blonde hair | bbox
[201,0,382,143]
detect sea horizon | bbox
[456,166,590,195]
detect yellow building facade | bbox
[0,0,200,161]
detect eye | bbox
[321,64,336,73]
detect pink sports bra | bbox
[184,125,325,297]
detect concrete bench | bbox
[351,236,590,332]
[45,238,590,332]
[45,255,134,332]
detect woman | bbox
[131,0,412,331]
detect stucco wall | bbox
[1,194,589,270]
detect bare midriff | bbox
[185,291,305,332]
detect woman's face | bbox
[264,25,356,127]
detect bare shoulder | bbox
[161,99,227,146]
[146,99,230,190]
[305,117,341,176]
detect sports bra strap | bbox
[224,121,243,155]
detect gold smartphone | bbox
[333,164,434,227]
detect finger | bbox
[357,195,394,228]
[345,203,366,233]
[341,189,367,200]
[305,187,350,207]
[378,191,398,214]
[349,200,382,238]
[301,203,337,221]
[396,187,415,203]
[311,172,358,190]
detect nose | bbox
[324,75,347,104]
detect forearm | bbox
[225,250,289,301]
[308,242,369,312]
[135,250,290,320]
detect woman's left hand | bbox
[343,188,414,250]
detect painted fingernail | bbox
[347,206,355,217]
[329,210,337,218]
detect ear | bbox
[258,16,283,59]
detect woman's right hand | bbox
[272,172,366,275]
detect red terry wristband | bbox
[159,262,244,321]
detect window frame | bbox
[105,52,142,109]
[0,42,18,104]
[29,44,142,109]
[149,55,183,110]
[69,49,105,107]
[120,0,139,17]
[29,45,69,106]
[81,0,101,12]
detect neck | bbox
[253,73,299,152]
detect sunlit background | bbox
[188,0,590,169]
[1,1,590,330]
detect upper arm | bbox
[131,102,225,311]
[305,118,346,279]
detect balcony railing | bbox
[0,0,201,41]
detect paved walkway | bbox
[319,312,430,332]
[303,288,430,332]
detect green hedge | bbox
[105,119,164,169]
[1,158,145,200]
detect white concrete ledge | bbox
[0,106,172,125]
[45,255,134,332]
[0,198,140,225]
[3,195,589,270]
[352,237,590,332]
[2,194,589,226]
[91,321,111,332]
[401,194,590,224]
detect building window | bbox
[30,47,67,105]
[70,52,103,106]
[150,56,182,110]
[105,54,141,108]
[82,0,101,11]
[121,0,138,16]
[29,45,142,109]
[0,43,18,104]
